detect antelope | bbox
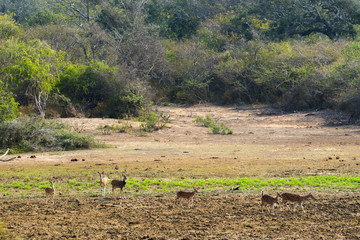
[44,180,55,204]
[175,187,200,208]
[111,174,127,198]
[278,192,316,213]
[98,171,110,197]
[260,191,279,215]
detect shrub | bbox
[194,115,233,134]
[135,109,171,133]
[0,13,21,39]
[0,81,19,122]
[0,117,100,152]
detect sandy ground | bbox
[1,105,360,239]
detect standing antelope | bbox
[278,192,316,213]
[98,171,110,197]
[260,191,279,215]
[44,180,55,204]
[111,174,127,198]
[175,187,200,208]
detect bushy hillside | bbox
[0,0,360,121]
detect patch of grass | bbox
[194,116,233,135]
[97,122,133,135]
[133,110,171,133]
[0,168,359,198]
[121,175,360,192]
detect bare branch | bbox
[0,157,16,162]
[0,148,9,160]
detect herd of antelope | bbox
[261,191,316,215]
[43,171,316,214]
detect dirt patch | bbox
[1,105,360,239]
[1,193,359,239]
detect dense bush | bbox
[0,13,21,39]
[0,81,19,121]
[0,117,100,152]
[0,1,360,123]
[57,61,146,118]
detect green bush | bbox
[194,115,233,134]
[0,81,19,122]
[0,117,100,152]
[135,110,171,133]
[0,13,21,39]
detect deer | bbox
[260,191,279,215]
[98,171,110,197]
[111,173,127,198]
[44,180,55,204]
[175,187,200,208]
[278,192,316,213]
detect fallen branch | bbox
[0,157,16,162]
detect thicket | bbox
[0,0,359,124]
[0,117,100,152]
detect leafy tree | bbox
[57,61,117,113]
[57,61,146,117]
[0,0,41,23]
[0,13,21,39]
[239,0,360,40]
[0,81,19,122]
[0,39,65,118]
[164,40,216,103]
[145,0,202,39]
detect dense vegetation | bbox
[1,0,360,137]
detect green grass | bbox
[194,116,233,135]
[1,175,359,198]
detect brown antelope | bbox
[111,174,127,198]
[98,171,110,197]
[260,191,279,215]
[44,180,55,204]
[278,192,316,212]
[175,187,200,208]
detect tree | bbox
[241,0,360,40]
[0,13,21,39]
[0,81,19,122]
[55,0,101,26]
[0,0,41,23]
[1,39,65,118]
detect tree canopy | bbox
[0,0,359,121]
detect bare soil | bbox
[1,105,360,239]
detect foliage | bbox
[57,61,119,115]
[134,109,171,133]
[244,0,360,40]
[0,81,20,122]
[1,174,359,198]
[0,117,100,152]
[146,0,202,39]
[0,0,360,120]
[0,38,65,118]
[330,42,360,122]
[0,13,21,39]
[194,115,233,135]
